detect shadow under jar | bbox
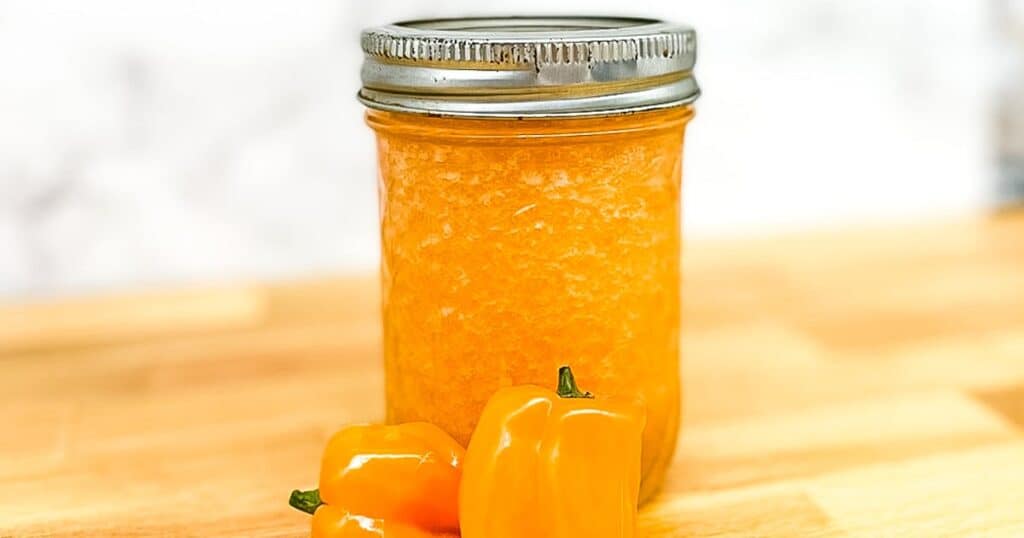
[358,16,700,503]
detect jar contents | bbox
[370,106,693,501]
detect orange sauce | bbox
[368,106,693,501]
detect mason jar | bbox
[358,16,700,502]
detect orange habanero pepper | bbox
[459,366,647,538]
[289,422,464,538]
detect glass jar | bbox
[359,17,700,502]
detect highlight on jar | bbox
[289,16,699,537]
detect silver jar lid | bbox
[358,16,700,118]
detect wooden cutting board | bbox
[3,211,1024,537]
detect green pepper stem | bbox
[289,489,323,515]
[557,366,594,399]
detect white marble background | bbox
[0,0,1004,298]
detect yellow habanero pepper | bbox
[459,366,647,538]
[289,422,463,538]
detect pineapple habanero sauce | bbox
[358,17,700,502]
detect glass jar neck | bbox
[365,106,694,141]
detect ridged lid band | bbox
[358,17,700,118]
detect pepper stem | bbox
[557,366,593,399]
[289,489,323,515]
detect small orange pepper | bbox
[459,366,646,538]
[289,422,464,537]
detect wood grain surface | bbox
[2,211,1024,537]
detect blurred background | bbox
[2,0,1024,299]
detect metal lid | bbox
[358,16,700,118]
